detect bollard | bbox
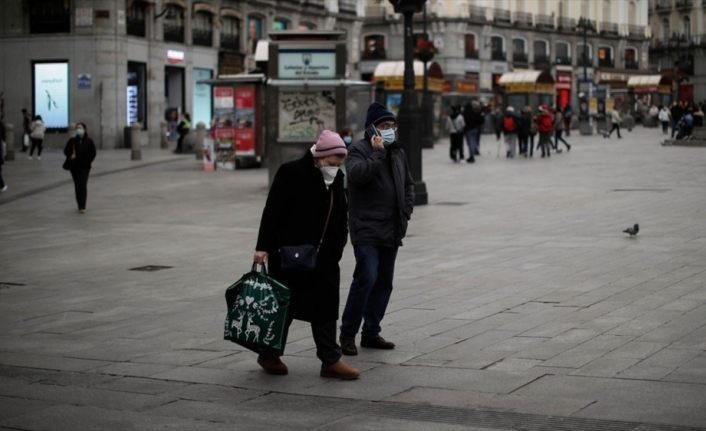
[4,123,15,161]
[194,122,206,160]
[130,122,142,160]
[160,121,168,149]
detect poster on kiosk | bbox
[212,85,256,169]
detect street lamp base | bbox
[414,181,428,206]
[580,120,593,136]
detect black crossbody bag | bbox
[279,190,334,271]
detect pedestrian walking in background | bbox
[28,115,45,160]
[537,105,554,158]
[463,102,484,162]
[339,101,414,357]
[658,106,671,135]
[563,105,573,137]
[445,106,465,162]
[553,106,571,152]
[63,122,96,213]
[174,112,191,154]
[517,105,531,157]
[670,102,682,138]
[492,106,503,142]
[0,119,7,192]
[605,109,623,139]
[502,107,519,158]
[253,129,358,380]
[528,108,538,158]
[21,108,32,152]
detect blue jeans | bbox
[465,128,480,156]
[340,245,398,339]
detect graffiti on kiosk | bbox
[279,91,336,141]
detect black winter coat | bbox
[346,137,414,247]
[256,150,348,323]
[63,136,96,170]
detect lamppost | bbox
[388,0,428,206]
[670,32,687,104]
[576,17,595,135]
[418,5,435,149]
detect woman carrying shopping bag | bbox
[252,130,358,380]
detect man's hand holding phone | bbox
[370,134,385,150]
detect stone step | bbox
[661,138,706,147]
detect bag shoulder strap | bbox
[317,190,334,251]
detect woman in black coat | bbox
[253,130,359,380]
[63,122,96,213]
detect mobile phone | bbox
[366,124,380,139]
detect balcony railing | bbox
[491,50,506,61]
[164,24,184,43]
[513,11,532,25]
[628,25,646,38]
[555,55,572,65]
[558,17,576,30]
[625,60,639,69]
[676,0,693,9]
[577,57,593,67]
[493,9,511,23]
[220,33,240,51]
[535,14,554,28]
[465,49,479,59]
[513,52,528,63]
[534,54,551,68]
[600,22,619,35]
[469,5,487,22]
[193,28,212,47]
[127,18,146,37]
[598,58,615,68]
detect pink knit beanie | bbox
[313,130,347,158]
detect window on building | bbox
[624,48,638,69]
[556,41,571,65]
[29,0,70,33]
[513,38,527,63]
[362,35,386,60]
[683,16,691,39]
[533,40,550,66]
[247,15,264,54]
[221,15,241,51]
[273,18,289,31]
[662,18,670,41]
[491,36,505,61]
[465,34,478,59]
[577,43,593,66]
[127,1,147,37]
[163,6,185,43]
[192,12,213,47]
[598,46,614,68]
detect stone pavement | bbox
[1,128,705,430]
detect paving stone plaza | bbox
[1,128,705,430]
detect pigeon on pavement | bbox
[623,223,639,237]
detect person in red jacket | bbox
[536,105,554,158]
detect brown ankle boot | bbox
[320,361,359,380]
[257,356,288,375]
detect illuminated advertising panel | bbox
[33,62,69,129]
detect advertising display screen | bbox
[193,68,213,128]
[34,62,69,129]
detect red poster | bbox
[214,87,234,109]
[234,128,255,155]
[235,87,255,109]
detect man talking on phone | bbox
[339,101,415,356]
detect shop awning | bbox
[372,61,444,92]
[627,75,672,94]
[498,70,554,94]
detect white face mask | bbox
[320,166,339,186]
[379,128,396,145]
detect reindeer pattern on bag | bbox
[227,277,281,345]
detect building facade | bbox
[648,0,706,103]
[361,0,652,112]
[0,0,361,149]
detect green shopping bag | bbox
[224,263,291,356]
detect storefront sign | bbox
[33,62,69,129]
[279,90,336,141]
[278,50,336,79]
[457,79,478,94]
[77,74,92,89]
[167,50,184,65]
[556,71,572,90]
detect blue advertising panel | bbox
[193,68,213,127]
[33,62,69,129]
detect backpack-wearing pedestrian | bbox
[537,106,554,158]
[339,101,415,357]
[253,130,358,380]
[502,107,519,158]
[63,123,96,213]
[28,115,46,160]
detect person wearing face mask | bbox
[63,122,96,213]
[339,101,414,356]
[252,129,358,380]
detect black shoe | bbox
[567,144,571,152]
[466,157,475,163]
[360,334,395,350]
[339,336,358,356]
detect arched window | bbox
[247,15,264,54]
[598,45,614,68]
[533,39,549,66]
[683,16,691,38]
[556,41,571,65]
[513,38,527,63]
[127,1,147,37]
[465,34,478,59]
[662,18,670,42]
[577,43,592,67]
[163,5,185,43]
[220,10,241,51]
[624,47,638,69]
[192,11,213,46]
[490,35,505,61]
[362,34,386,60]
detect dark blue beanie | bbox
[365,102,396,128]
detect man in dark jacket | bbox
[339,102,414,356]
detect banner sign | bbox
[278,49,336,79]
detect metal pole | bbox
[420,5,434,149]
